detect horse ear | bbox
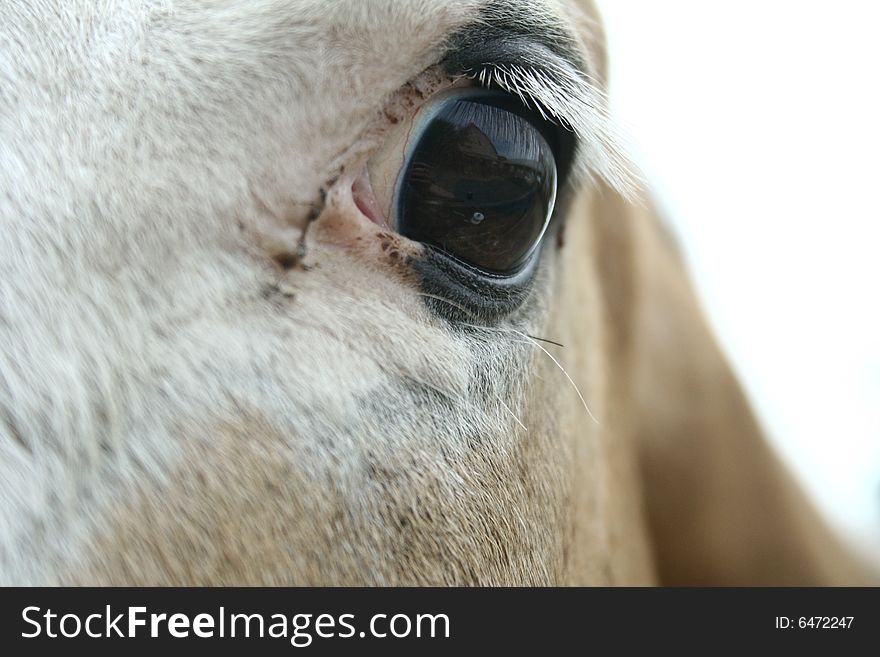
[598,185,873,585]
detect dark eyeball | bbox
[395,92,558,274]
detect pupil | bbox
[397,94,557,273]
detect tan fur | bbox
[619,188,870,584]
[1,0,872,586]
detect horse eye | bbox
[393,92,558,274]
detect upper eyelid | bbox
[440,19,594,133]
[439,29,638,197]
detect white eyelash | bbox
[471,63,639,198]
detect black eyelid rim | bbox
[414,243,540,323]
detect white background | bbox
[596,0,880,568]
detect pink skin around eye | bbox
[351,168,388,227]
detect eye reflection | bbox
[396,93,557,274]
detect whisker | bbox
[497,396,528,432]
[412,295,592,424]
[517,332,599,424]
[526,334,565,348]
[462,323,600,425]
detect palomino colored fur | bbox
[0,0,867,584]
